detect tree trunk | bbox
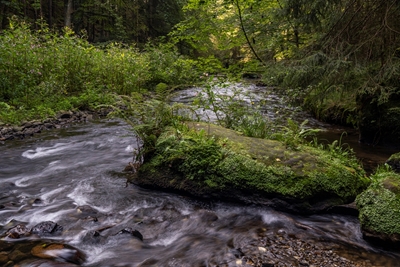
[48,0,52,27]
[233,0,265,65]
[294,28,300,48]
[40,0,43,18]
[0,3,6,30]
[24,0,27,17]
[64,0,73,27]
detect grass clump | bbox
[192,79,273,139]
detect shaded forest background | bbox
[1,0,400,145]
[0,0,185,43]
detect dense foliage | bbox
[1,0,400,145]
[0,19,206,124]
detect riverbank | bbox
[0,109,110,142]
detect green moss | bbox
[387,152,400,162]
[356,170,400,236]
[136,122,369,211]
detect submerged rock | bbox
[0,240,84,266]
[116,228,143,241]
[130,122,370,214]
[4,224,30,239]
[356,169,400,243]
[31,243,85,264]
[18,259,80,266]
[81,230,106,245]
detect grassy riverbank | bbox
[0,19,218,125]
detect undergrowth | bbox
[0,18,210,124]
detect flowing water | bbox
[0,83,400,266]
[170,82,399,173]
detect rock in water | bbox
[4,224,30,239]
[31,243,85,264]
[117,228,143,241]
[31,221,63,236]
[131,122,370,214]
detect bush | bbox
[0,18,205,124]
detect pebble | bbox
[237,232,382,267]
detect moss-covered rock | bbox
[356,169,400,242]
[386,152,400,173]
[131,122,370,213]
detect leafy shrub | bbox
[0,18,205,124]
[193,79,273,138]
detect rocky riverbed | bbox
[1,216,397,267]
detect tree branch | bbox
[233,0,265,65]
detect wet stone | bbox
[117,228,143,241]
[75,205,103,220]
[8,249,29,262]
[31,221,63,236]
[19,259,80,266]
[230,248,244,258]
[197,209,219,222]
[33,198,42,204]
[81,230,105,245]
[12,126,23,132]
[31,243,85,264]
[4,224,30,239]
[44,123,56,129]
[59,112,73,119]
[0,251,8,265]
[21,121,33,128]
[5,135,14,140]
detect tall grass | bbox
[0,18,203,124]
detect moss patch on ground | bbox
[356,169,400,241]
[133,122,370,213]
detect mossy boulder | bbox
[356,170,400,243]
[386,152,400,173]
[131,122,370,213]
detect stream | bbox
[1,83,400,266]
[170,82,399,173]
